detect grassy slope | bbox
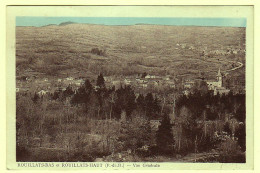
[16,24,245,80]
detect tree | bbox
[175,105,204,154]
[223,122,232,135]
[235,104,245,122]
[114,86,136,119]
[145,93,154,118]
[32,92,39,103]
[117,116,152,154]
[156,113,175,154]
[84,79,93,93]
[63,85,74,98]
[191,80,208,95]
[96,73,105,89]
[90,48,106,56]
[153,96,160,115]
[52,90,61,100]
[199,80,209,95]
[136,94,145,108]
[107,89,116,120]
[181,109,201,153]
[71,79,93,106]
[124,86,136,118]
[88,92,102,118]
[141,72,147,78]
[234,123,246,152]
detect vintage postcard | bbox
[5,5,254,170]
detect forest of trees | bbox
[174,90,245,162]
[16,74,246,162]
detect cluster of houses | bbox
[175,42,245,57]
[183,68,231,96]
[175,43,195,50]
[16,76,85,96]
[17,67,235,98]
[201,47,245,58]
[104,74,176,91]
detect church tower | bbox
[217,68,222,87]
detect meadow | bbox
[16,24,245,80]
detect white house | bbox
[183,90,190,96]
[163,75,171,81]
[43,78,48,82]
[124,79,131,85]
[184,81,195,89]
[214,87,230,96]
[141,83,148,88]
[66,77,74,81]
[38,90,48,96]
[145,75,151,79]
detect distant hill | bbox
[43,24,57,27]
[58,21,76,26]
[16,24,245,79]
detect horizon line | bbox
[16,17,247,27]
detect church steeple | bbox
[217,67,221,77]
[217,67,222,87]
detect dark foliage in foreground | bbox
[16,74,246,162]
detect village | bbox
[16,66,244,99]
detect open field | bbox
[16,24,245,80]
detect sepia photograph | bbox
[3,4,256,171]
[15,16,246,163]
